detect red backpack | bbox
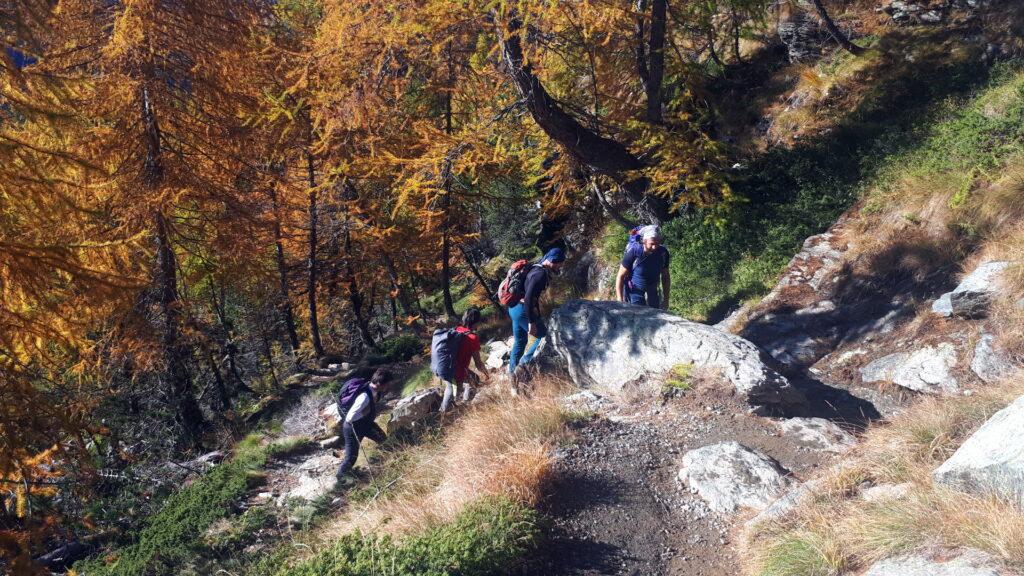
[496,259,532,306]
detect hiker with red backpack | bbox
[431,307,490,413]
[616,225,671,309]
[334,368,390,485]
[498,247,566,382]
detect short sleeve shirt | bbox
[453,325,480,383]
[622,246,670,290]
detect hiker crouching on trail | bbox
[616,225,671,309]
[440,307,490,413]
[335,368,390,485]
[508,248,565,379]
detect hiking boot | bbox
[334,475,356,490]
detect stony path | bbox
[534,383,862,576]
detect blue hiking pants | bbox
[628,285,661,308]
[508,302,546,373]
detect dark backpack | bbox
[496,259,532,307]
[430,328,465,381]
[337,377,374,421]
[621,227,646,300]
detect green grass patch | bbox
[76,435,269,575]
[400,364,436,397]
[276,496,541,576]
[266,435,315,459]
[650,56,1024,321]
[368,334,424,365]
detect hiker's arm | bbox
[661,267,671,310]
[615,265,629,300]
[472,349,490,380]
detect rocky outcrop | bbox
[548,300,806,410]
[277,453,342,505]
[864,548,1007,576]
[678,441,795,513]
[933,394,1024,505]
[485,339,511,370]
[859,343,959,394]
[932,261,1010,318]
[775,417,857,453]
[972,333,1016,384]
[777,10,824,63]
[388,388,442,432]
[860,482,913,502]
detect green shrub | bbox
[76,437,269,576]
[369,334,424,365]
[653,59,1024,321]
[266,436,315,458]
[278,497,541,576]
[400,364,435,397]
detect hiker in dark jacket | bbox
[615,225,671,309]
[440,307,490,413]
[335,368,390,484]
[508,248,565,380]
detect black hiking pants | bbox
[336,419,386,480]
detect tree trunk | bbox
[808,0,864,55]
[440,67,458,319]
[268,184,301,354]
[457,245,502,309]
[498,11,645,175]
[592,180,638,230]
[382,253,420,325]
[305,147,324,358]
[636,0,667,123]
[343,225,375,348]
[141,85,204,449]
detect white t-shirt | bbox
[344,389,375,423]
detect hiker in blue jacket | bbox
[335,368,390,484]
[508,248,565,381]
[615,225,671,309]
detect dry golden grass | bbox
[319,377,568,541]
[742,373,1024,576]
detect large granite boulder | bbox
[388,388,442,432]
[933,261,1011,318]
[933,394,1024,505]
[485,338,512,370]
[864,548,1007,576]
[548,300,806,410]
[678,441,795,513]
[859,343,959,394]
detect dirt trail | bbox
[535,382,872,576]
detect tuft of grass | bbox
[76,435,269,576]
[661,363,694,397]
[368,334,424,365]
[742,373,1024,576]
[266,435,315,459]
[277,496,541,576]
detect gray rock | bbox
[320,403,341,431]
[278,453,342,505]
[745,478,825,528]
[860,482,913,502]
[388,388,442,431]
[934,394,1024,505]
[972,333,1016,384]
[282,372,311,388]
[548,300,806,410]
[864,548,1006,576]
[561,391,607,413]
[485,339,511,370]
[318,436,342,449]
[932,261,1011,318]
[859,343,959,394]
[678,441,795,513]
[777,10,824,63]
[776,417,857,453]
